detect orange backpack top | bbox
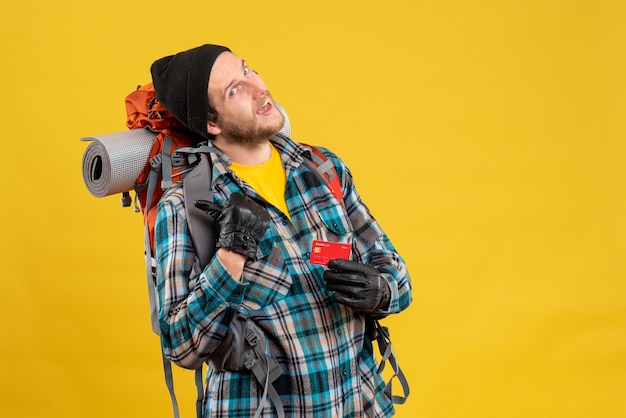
[124,83,202,251]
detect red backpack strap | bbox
[301,144,344,201]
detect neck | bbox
[214,137,273,166]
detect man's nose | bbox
[250,83,265,100]
[247,77,267,99]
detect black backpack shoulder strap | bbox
[183,152,217,268]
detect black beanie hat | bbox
[150,44,231,138]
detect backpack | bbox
[125,83,207,254]
[82,84,408,418]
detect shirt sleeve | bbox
[321,148,413,315]
[154,186,248,369]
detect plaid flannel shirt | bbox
[155,135,412,417]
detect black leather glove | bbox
[323,259,391,312]
[194,192,270,260]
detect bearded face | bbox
[207,52,286,148]
[215,101,285,147]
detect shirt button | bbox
[342,369,347,376]
[337,330,343,336]
[282,220,288,226]
[305,252,310,259]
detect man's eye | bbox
[229,88,236,97]
[243,67,249,76]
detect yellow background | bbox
[2,0,625,417]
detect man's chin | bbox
[217,111,286,146]
[258,123,284,141]
[255,112,285,140]
[271,111,287,136]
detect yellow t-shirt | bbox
[229,144,291,219]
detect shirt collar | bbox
[206,133,312,180]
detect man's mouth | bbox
[257,99,273,115]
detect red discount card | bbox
[309,240,352,266]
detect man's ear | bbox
[207,120,221,136]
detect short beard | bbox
[216,112,285,148]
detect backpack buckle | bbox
[171,151,185,167]
[245,326,259,346]
[149,154,162,171]
[187,153,199,165]
[120,191,132,208]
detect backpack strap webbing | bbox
[160,135,177,190]
[374,320,410,404]
[243,319,285,418]
[142,150,185,418]
[194,367,204,418]
[143,153,162,335]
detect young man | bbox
[151,44,412,417]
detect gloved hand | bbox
[194,192,270,260]
[323,259,391,312]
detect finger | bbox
[332,292,364,308]
[194,199,221,218]
[323,271,368,287]
[325,283,361,297]
[327,259,377,276]
[327,258,357,271]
